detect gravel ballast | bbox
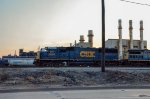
[0,67,150,89]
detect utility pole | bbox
[101,0,105,72]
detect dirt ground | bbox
[1,67,150,89]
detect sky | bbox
[0,0,150,57]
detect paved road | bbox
[0,89,150,99]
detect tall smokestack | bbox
[19,49,23,56]
[79,35,85,43]
[88,30,94,47]
[140,20,144,49]
[70,43,72,47]
[129,20,133,49]
[118,19,123,60]
[75,40,77,47]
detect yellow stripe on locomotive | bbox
[80,51,95,58]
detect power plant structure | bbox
[118,19,123,60]
[105,19,147,60]
[2,19,150,67]
[75,30,94,48]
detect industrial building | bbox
[105,19,147,60]
[106,39,147,49]
[19,49,36,57]
[75,30,94,48]
[2,49,36,66]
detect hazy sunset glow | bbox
[0,0,150,57]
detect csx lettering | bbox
[80,51,95,58]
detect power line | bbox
[120,0,150,6]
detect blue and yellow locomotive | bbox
[34,47,118,66]
[34,46,150,67]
